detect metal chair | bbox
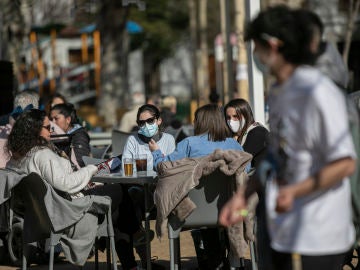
[12,173,118,270]
[111,130,131,157]
[82,156,106,166]
[167,170,257,270]
[91,145,112,159]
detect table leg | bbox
[144,183,152,270]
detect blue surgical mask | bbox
[138,123,158,138]
[253,54,269,74]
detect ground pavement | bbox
[2,220,356,269]
[0,221,199,270]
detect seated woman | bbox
[150,104,247,168]
[6,109,140,270]
[149,104,249,269]
[122,104,175,269]
[50,103,90,168]
[224,98,269,168]
[122,104,175,169]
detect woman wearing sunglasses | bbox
[6,109,142,270]
[122,104,175,269]
[122,104,176,171]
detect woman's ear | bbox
[157,117,162,125]
[66,116,71,125]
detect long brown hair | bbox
[194,104,231,141]
[224,99,255,142]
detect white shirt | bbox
[266,66,356,255]
[122,132,175,171]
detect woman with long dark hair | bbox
[50,103,90,168]
[224,98,269,168]
[122,104,175,170]
[6,109,141,270]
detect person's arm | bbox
[219,170,261,226]
[34,149,97,194]
[276,157,355,213]
[219,187,247,226]
[275,85,357,212]
[149,138,190,170]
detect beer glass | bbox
[123,158,134,176]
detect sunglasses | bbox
[137,117,156,127]
[42,125,52,132]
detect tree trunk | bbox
[143,55,161,97]
[198,0,209,104]
[97,1,129,127]
[188,0,198,101]
[0,0,25,77]
[234,0,249,100]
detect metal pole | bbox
[214,38,224,103]
[189,0,198,102]
[220,0,228,105]
[245,0,265,124]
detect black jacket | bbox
[54,127,91,168]
[242,126,269,168]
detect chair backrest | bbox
[90,145,111,159]
[164,126,182,142]
[183,170,237,228]
[13,173,52,243]
[82,156,105,166]
[111,129,131,156]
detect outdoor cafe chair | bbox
[82,156,106,166]
[167,170,257,270]
[91,145,112,159]
[12,172,118,270]
[111,129,131,157]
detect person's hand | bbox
[219,188,248,227]
[275,185,296,213]
[148,139,160,151]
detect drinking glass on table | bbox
[123,157,134,176]
[135,154,147,175]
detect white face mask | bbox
[228,119,241,133]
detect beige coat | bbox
[154,149,258,258]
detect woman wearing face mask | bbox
[224,98,269,168]
[122,104,175,269]
[122,104,176,171]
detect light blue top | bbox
[152,133,249,171]
[122,132,176,171]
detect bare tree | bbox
[0,0,26,76]
[343,0,360,66]
[97,1,129,126]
